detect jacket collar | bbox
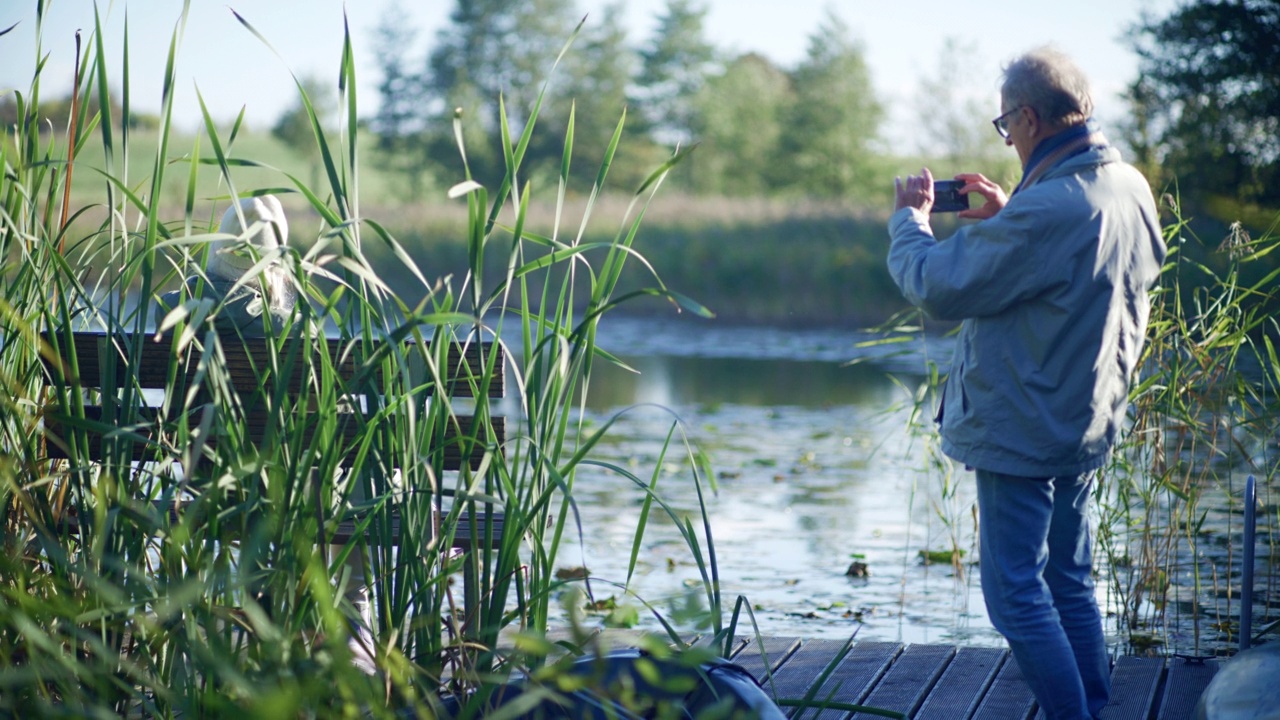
[1013,118,1108,194]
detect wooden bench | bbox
[38,329,507,626]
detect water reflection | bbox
[556,318,1262,657]
[585,355,901,410]
[557,320,995,649]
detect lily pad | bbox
[918,548,965,565]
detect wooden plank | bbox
[915,646,1007,720]
[850,643,956,720]
[799,641,901,720]
[50,499,502,550]
[41,332,504,398]
[1156,658,1218,720]
[505,636,1218,720]
[41,332,508,471]
[732,635,802,682]
[747,638,849,716]
[693,633,749,658]
[972,653,1036,720]
[44,408,503,471]
[1100,656,1165,720]
[331,509,504,550]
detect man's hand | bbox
[955,172,1008,219]
[894,167,935,214]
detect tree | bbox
[691,53,792,196]
[912,38,1017,187]
[371,2,423,150]
[272,74,336,152]
[632,0,718,148]
[1128,0,1280,206]
[427,0,581,185]
[370,2,432,198]
[1115,74,1165,192]
[779,10,885,200]
[549,3,648,189]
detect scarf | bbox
[1013,120,1108,195]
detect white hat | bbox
[207,195,288,279]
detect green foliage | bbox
[0,6,734,717]
[692,53,794,196]
[619,208,903,325]
[271,74,337,189]
[407,0,656,191]
[369,2,423,149]
[777,10,885,200]
[1097,196,1280,653]
[911,38,1019,188]
[368,7,433,200]
[353,196,905,328]
[425,0,583,185]
[271,74,335,153]
[0,88,160,132]
[1129,0,1280,206]
[1117,73,1165,192]
[632,0,719,148]
[534,2,650,191]
[372,0,901,201]
[428,0,569,123]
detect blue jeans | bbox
[976,469,1110,720]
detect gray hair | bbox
[1001,46,1093,127]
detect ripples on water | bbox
[549,316,1266,657]
[554,316,1001,648]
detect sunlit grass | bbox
[1098,195,1280,655]
[0,6,737,717]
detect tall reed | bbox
[1099,199,1279,655]
[1,5,725,717]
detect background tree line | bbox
[4,0,1275,220]
[349,0,1280,224]
[365,0,892,202]
[194,0,1280,324]
[3,0,1274,326]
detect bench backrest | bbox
[40,331,506,473]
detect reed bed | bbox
[0,8,733,717]
[1099,201,1279,655]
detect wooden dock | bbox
[719,636,1218,719]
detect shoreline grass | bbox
[1,8,737,717]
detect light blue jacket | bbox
[887,143,1166,477]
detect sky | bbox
[1,0,1179,146]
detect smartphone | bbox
[932,179,970,213]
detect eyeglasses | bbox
[992,106,1023,138]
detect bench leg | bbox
[462,549,480,639]
[459,507,497,640]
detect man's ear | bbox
[1022,105,1043,137]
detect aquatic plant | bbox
[1099,196,1279,655]
[0,4,732,717]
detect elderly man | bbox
[886,47,1166,719]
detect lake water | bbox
[550,315,1272,657]
[98,294,1272,655]
[556,316,998,648]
